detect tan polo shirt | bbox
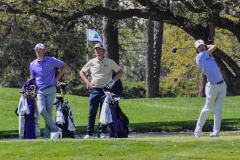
[81,57,121,88]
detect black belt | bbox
[44,84,55,89]
[209,80,224,85]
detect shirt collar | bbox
[94,56,106,63]
[37,56,47,62]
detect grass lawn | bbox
[1,134,240,159]
[1,87,240,159]
[1,87,240,137]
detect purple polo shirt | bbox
[196,50,223,83]
[30,56,64,90]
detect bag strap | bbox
[15,108,19,116]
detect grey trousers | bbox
[196,82,227,133]
[37,86,58,137]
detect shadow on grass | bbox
[1,118,240,138]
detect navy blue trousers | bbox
[87,87,113,136]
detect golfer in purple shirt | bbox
[194,40,226,138]
[30,43,67,138]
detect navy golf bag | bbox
[99,91,129,138]
[54,95,76,138]
[107,101,129,138]
[16,78,40,139]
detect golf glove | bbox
[106,80,115,89]
[56,81,66,87]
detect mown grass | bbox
[1,88,240,159]
[1,87,240,137]
[1,134,240,159]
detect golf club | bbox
[171,46,195,53]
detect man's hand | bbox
[87,82,95,89]
[106,80,115,89]
[56,81,66,87]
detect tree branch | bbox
[221,2,240,18]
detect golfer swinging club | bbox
[79,43,123,139]
[30,43,68,138]
[194,40,227,138]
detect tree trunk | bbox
[102,0,119,64]
[198,72,207,97]
[152,21,164,97]
[145,20,154,98]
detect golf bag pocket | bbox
[19,114,25,139]
[99,97,113,124]
[35,122,40,137]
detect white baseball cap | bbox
[94,43,105,50]
[195,40,205,48]
[34,43,45,50]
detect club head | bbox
[171,47,177,53]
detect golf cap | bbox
[195,40,205,48]
[34,43,45,50]
[94,43,105,50]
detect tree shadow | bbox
[1,118,240,138]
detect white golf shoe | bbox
[194,127,202,138]
[210,131,219,137]
[84,134,93,139]
[100,133,106,138]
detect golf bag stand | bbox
[17,78,39,139]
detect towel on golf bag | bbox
[18,95,30,115]
[18,96,40,138]
[56,105,65,125]
[56,104,76,132]
[99,96,113,125]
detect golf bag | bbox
[100,91,129,138]
[16,78,40,139]
[53,95,76,138]
[108,101,129,138]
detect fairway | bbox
[1,134,240,160]
[1,88,240,137]
[1,88,240,159]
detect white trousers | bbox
[196,82,227,133]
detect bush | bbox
[65,78,177,99]
[121,81,146,99]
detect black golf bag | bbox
[53,95,75,138]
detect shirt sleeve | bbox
[52,57,64,68]
[110,60,121,72]
[196,50,210,69]
[81,60,92,73]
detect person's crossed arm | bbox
[106,69,123,89]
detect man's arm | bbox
[112,69,123,82]
[79,70,95,89]
[207,45,217,54]
[106,69,123,89]
[55,63,67,83]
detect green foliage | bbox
[65,75,89,97]
[215,28,240,73]
[0,11,88,88]
[119,18,146,82]
[121,80,146,98]
[162,24,200,97]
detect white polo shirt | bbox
[81,57,120,88]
